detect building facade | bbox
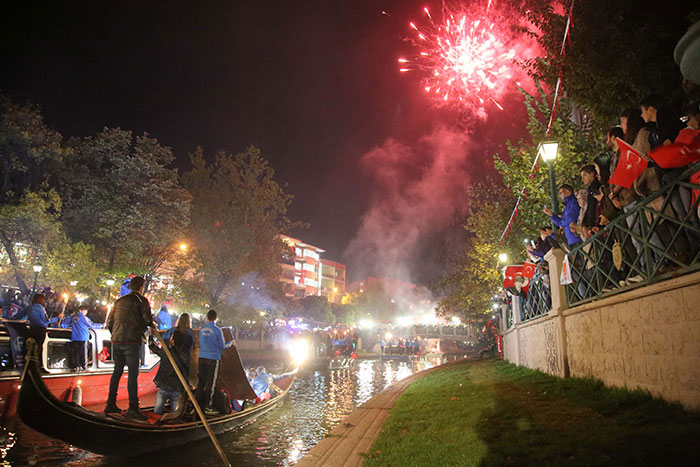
[279,235,346,303]
[320,259,346,304]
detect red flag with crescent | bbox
[610,138,648,188]
[522,261,536,279]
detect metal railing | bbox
[505,300,514,329]
[565,161,700,307]
[520,272,552,321]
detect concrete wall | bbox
[501,249,700,410]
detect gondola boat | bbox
[17,338,295,458]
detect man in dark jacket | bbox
[580,165,602,232]
[104,276,153,420]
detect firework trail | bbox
[399,1,540,117]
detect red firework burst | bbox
[399,3,537,114]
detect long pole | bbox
[31,271,39,296]
[548,160,559,229]
[150,325,231,467]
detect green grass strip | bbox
[364,360,700,466]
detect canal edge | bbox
[296,360,457,466]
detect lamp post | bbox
[538,141,559,228]
[31,265,43,295]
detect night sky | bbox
[2,1,529,284]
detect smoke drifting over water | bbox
[346,126,480,284]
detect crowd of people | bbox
[526,90,700,299]
[380,336,421,356]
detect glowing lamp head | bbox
[538,141,559,163]
[179,242,188,252]
[498,252,508,263]
[332,287,338,293]
[33,265,43,273]
[385,332,393,340]
[62,293,69,301]
[492,302,499,310]
[451,316,461,325]
[105,279,115,286]
[289,339,309,364]
[70,280,78,286]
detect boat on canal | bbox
[0,320,159,421]
[17,338,295,458]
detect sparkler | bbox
[399,2,537,115]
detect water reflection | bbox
[1,358,435,466]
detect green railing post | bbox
[548,160,559,229]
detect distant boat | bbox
[328,356,355,370]
[17,338,295,457]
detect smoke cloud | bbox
[345,125,481,284]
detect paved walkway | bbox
[296,365,440,467]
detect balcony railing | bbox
[520,272,552,322]
[565,161,700,307]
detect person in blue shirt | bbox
[119,278,131,298]
[251,366,273,400]
[156,306,172,330]
[544,184,581,247]
[61,305,102,371]
[24,294,59,371]
[194,309,232,409]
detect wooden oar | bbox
[150,325,231,467]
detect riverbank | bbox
[363,359,700,466]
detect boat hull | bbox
[17,340,293,457]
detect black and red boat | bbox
[16,338,295,457]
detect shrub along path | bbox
[364,359,700,466]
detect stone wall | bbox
[501,249,700,410]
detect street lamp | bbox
[498,252,508,263]
[31,265,43,295]
[179,242,188,252]
[538,141,559,225]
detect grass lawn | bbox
[364,359,700,466]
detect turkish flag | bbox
[503,265,523,288]
[649,137,700,169]
[522,261,537,279]
[610,138,648,188]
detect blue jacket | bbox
[251,372,273,397]
[157,308,172,330]
[198,321,230,361]
[61,312,102,341]
[27,303,59,329]
[549,194,581,246]
[120,279,131,298]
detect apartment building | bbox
[279,235,346,303]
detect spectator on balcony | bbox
[544,184,581,247]
[570,189,590,240]
[580,164,602,231]
[640,94,681,150]
[527,226,556,261]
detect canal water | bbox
[1,358,438,466]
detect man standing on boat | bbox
[195,309,232,410]
[104,276,153,420]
